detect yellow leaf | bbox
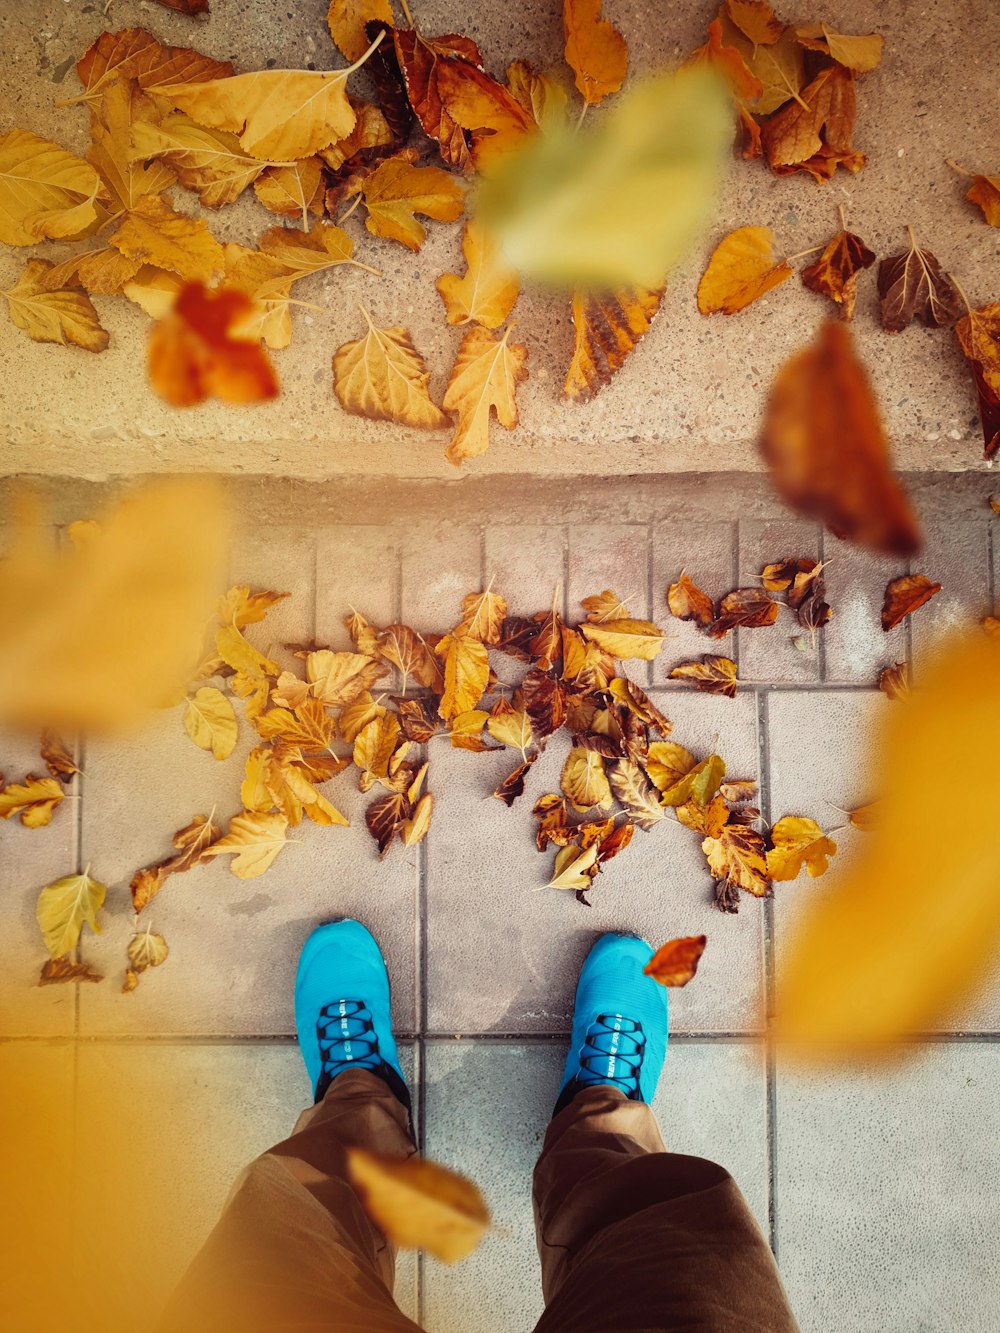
[563,0,628,105]
[442,326,528,466]
[183,685,238,760]
[216,624,279,680]
[794,23,884,73]
[127,924,169,973]
[259,218,366,279]
[36,868,106,959]
[221,245,294,349]
[0,480,228,732]
[354,713,402,786]
[253,159,326,228]
[333,307,448,429]
[507,60,570,134]
[697,226,793,316]
[41,245,141,296]
[0,127,102,246]
[702,825,770,898]
[217,585,290,628]
[579,618,663,661]
[362,156,465,251]
[307,649,386,706]
[159,68,360,160]
[347,1147,490,1264]
[203,809,290,878]
[449,709,492,750]
[327,0,393,61]
[561,745,613,812]
[766,815,837,881]
[320,99,394,171]
[2,259,109,353]
[0,774,65,828]
[109,194,225,283]
[241,745,273,812]
[487,698,533,752]
[436,220,520,329]
[67,27,234,106]
[548,841,599,889]
[644,741,696,794]
[87,79,176,216]
[437,635,490,721]
[340,692,387,744]
[131,112,269,208]
[457,586,508,643]
[657,754,726,808]
[401,792,434,847]
[278,760,350,827]
[123,264,185,318]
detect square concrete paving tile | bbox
[775,1045,1000,1333]
[425,692,764,1034]
[909,521,991,676]
[738,520,823,684]
[316,526,400,649]
[651,519,737,681]
[422,1038,769,1333]
[79,709,418,1034]
[228,525,317,675]
[0,1041,75,1330]
[484,525,567,619]
[0,730,78,1035]
[72,1041,418,1329]
[767,691,1000,1032]
[401,526,482,629]
[567,524,651,683]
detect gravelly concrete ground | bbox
[2,476,999,1331]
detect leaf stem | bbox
[785,245,823,262]
[837,203,847,231]
[950,275,974,317]
[398,0,415,27]
[337,193,364,226]
[946,159,972,178]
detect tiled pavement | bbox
[2,485,1000,1331]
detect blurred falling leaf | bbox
[476,67,730,290]
[0,478,229,731]
[644,934,707,987]
[347,1147,490,1264]
[148,283,279,406]
[775,631,1000,1051]
[36,867,107,959]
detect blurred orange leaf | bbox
[148,283,279,407]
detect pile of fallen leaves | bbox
[23,539,960,996]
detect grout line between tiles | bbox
[817,529,828,683]
[756,689,780,1258]
[7,1029,1000,1045]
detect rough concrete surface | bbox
[2,0,999,479]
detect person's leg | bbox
[161,921,421,1333]
[532,934,798,1332]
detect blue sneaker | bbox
[555,933,668,1115]
[294,920,410,1113]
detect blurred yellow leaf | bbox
[0,480,229,731]
[776,632,1000,1052]
[36,867,106,959]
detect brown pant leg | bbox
[532,1085,799,1332]
[160,1070,422,1333]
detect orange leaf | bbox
[761,64,864,181]
[562,0,628,107]
[564,286,664,402]
[669,655,738,698]
[644,934,707,987]
[148,283,279,407]
[965,173,1000,227]
[697,226,792,316]
[685,17,762,105]
[724,0,783,46]
[880,575,941,632]
[801,228,875,321]
[758,320,921,558]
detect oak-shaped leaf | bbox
[758,320,920,558]
[801,228,876,321]
[766,815,837,881]
[202,810,291,878]
[697,227,792,316]
[360,155,465,251]
[0,775,65,829]
[881,575,941,631]
[669,655,738,698]
[644,934,707,987]
[877,228,964,332]
[442,326,528,467]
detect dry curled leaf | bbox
[878,661,910,701]
[563,286,664,402]
[697,227,792,316]
[148,283,279,407]
[333,307,447,429]
[38,956,103,986]
[562,0,628,106]
[436,220,520,330]
[758,320,920,558]
[36,868,106,959]
[761,63,864,182]
[2,259,109,353]
[881,575,941,631]
[801,228,876,321]
[669,655,738,698]
[40,730,79,782]
[766,815,837,881]
[725,0,783,46]
[127,924,169,975]
[709,587,778,637]
[702,824,770,907]
[0,775,65,829]
[667,573,714,629]
[347,1147,490,1263]
[548,840,600,889]
[442,326,528,467]
[254,159,326,228]
[493,753,539,806]
[644,934,707,987]
[877,228,964,333]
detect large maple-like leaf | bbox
[333,307,447,429]
[878,227,964,332]
[698,226,792,315]
[758,320,921,558]
[442,326,528,466]
[563,0,628,106]
[158,67,360,160]
[148,283,279,407]
[203,810,291,878]
[0,128,103,246]
[564,286,664,401]
[437,220,520,329]
[2,259,109,353]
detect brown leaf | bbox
[801,228,876,321]
[397,695,444,743]
[877,229,964,333]
[493,752,539,806]
[761,64,864,181]
[607,678,672,736]
[644,934,707,987]
[608,759,665,831]
[667,572,714,628]
[365,790,409,857]
[38,956,103,986]
[378,626,444,692]
[148,283,279,407]
[392,29,484,169]
[364,20,414,142]
[563,287,664,402]
[709,587,778,637]
[595,820,634,863]
[40,730,79,782]
[563,0,628,106]
[71,27,233,105]
[697,227,792,316]
[521,668,566,740]
[153,0,210,14]
[881,575,941,632]
[758,320,920,558]
[669,655,738,698]
[702,824,770,906]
